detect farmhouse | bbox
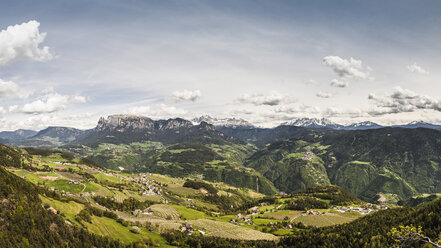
[248,206,260,214]
[306,209,324,215]
[181,222,193,235]
[47,207,58,214]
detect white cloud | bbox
[316,91,333,98]
[407,63,429,75]
[323,56,371,87]
[274,104,364,118]
[237,91,296,106]
[8,105,19,112]
[0,78,33,98]
[305,79,317,85]
[0,79,20,97]
[323,56,370,79]
[128,104,187,118]
[368,87,441,116]
[172,89,201,102]
[0,20,53,66]
[231,109,255,115]
[274,104,320,115]
[71,95,87,103]
[18,91,86,114]
[330,79,348,88]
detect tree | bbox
[389,225,441,248]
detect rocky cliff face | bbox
[96,115,155,132]
[78,114,236,145]
[196,121,217,132]
[96,115,194,132]
[155,118,193,131]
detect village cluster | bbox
[336,205,388,214]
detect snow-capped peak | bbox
[192,115,255,128]
[344,121,382,130]
[281,117,342,128]
[407,120,430,125]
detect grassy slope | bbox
[84,216,169,246]
[9,146,373,244]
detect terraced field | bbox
[169,205,209,220]
[84,216,169,246]
[40,196,84,225]
[10,149,373,246]
[189,219,278,241]
[150,204,182,220]
[292,212,360,227]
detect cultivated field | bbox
[189,219,278,241]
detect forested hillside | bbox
[246,128,441,202]
[279,197,441,247]
[0,144,123,247]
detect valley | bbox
[2,145,370,246]
[1,115,441,247]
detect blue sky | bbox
[1,0,441,130]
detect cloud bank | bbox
[368,87,441,116]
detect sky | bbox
[1,0,441,130]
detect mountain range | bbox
[2,114,441,202]
[2,116,441,147]
[192,115,255,128]
[0,129,37,140]
[77,114,239,146]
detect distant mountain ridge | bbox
[342,121,383,130]
[95,115,194,132]
[32,126,90,142]
[78,114,239,145]
[0,129,37,140]
[2,115,441,147]
[280,117,441,130]
[2,127,90,147]
[192,115,255,128]
[281,117,344,129]
[392,121,441,130]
